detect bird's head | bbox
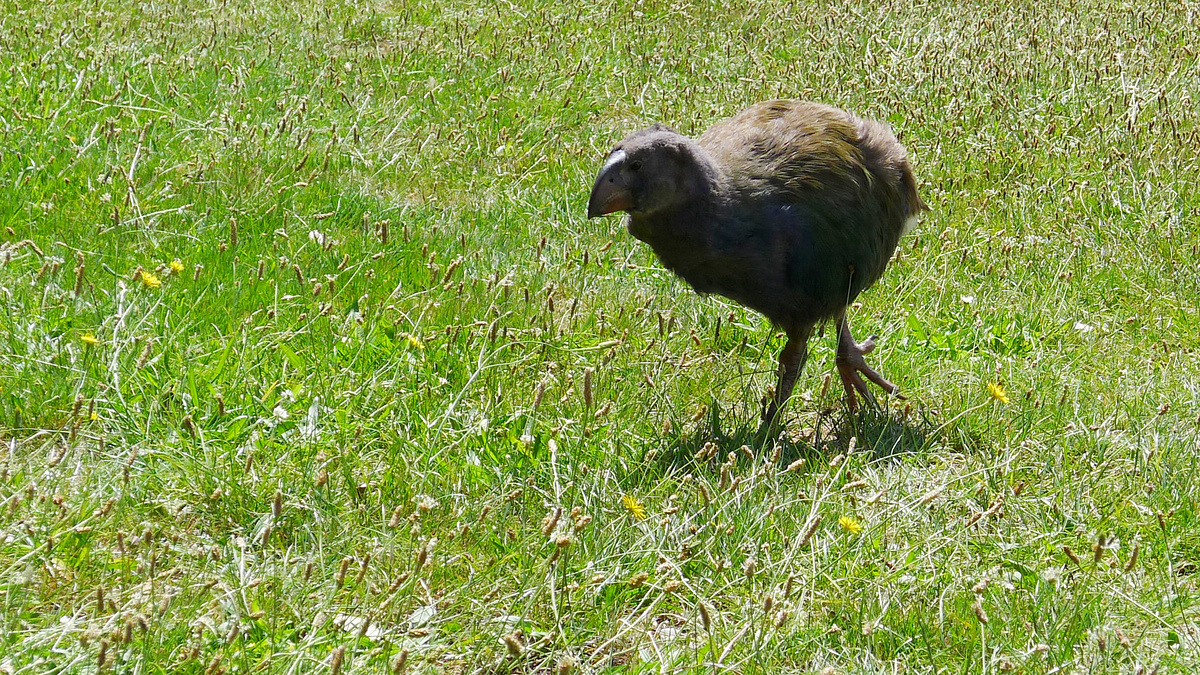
[587,124,712,219]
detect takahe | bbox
[587,100,927,423]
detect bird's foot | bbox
[835,334,901,412]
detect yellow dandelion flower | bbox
[90,411,99,422]
[80,332,99,346]
[987,382,1010,404]
[140,271,162,288]
[838,515,863,534]
[169,259,185,273]
[401,333,424,349]
[622,494,646,521]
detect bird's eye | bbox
[628,160,643,172]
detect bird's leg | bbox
[760,325,813,426]
[835,313,899,411]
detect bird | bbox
[587,100,927,425]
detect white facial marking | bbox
[902,215,919,235]
[600,149,626,174]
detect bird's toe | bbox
[837,365,876,411]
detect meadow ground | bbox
[2,0,1200,672]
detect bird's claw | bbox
[857,335,878,355]
[836,335,898,412]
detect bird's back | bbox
[700,101,865,202]
[695,100,924,326]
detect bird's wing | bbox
[699,101,902,309]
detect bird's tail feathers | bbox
[900,164,929,218]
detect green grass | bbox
[2,0,1199,672]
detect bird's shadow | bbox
[650,398,941,472]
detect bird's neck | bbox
[626,141,728,279]
[627,200,723,281]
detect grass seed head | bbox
[1063,545,1081,566]
[1116,626,1130,648]
[136,341,152,369]
[386,573,409,596]
[503,631,523,657]
[335,558,351,588]
[572,512,592,532]
[972,599,989,625]
[355,555,371,585]
[391,649,409,674]
[799,515,822,547]
[329,646,345,675]
[743,557,757,579]
[1124,543,1140,571]
[533,380,546,410]
[698,601,712,631]
[541,506,562,536]
[415,494,438,513]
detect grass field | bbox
[2,0,1200,672]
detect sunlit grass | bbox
[2,0,1199,672]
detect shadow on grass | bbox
[647,398,946,475]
